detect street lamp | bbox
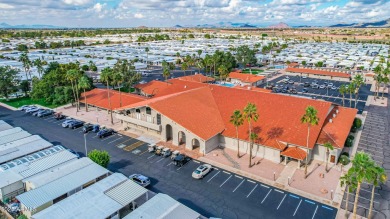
[84,133,88,156]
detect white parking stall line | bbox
[193,160,200,164]
[293,199,302,216]
[101,135,116,141]
[312,205,318,219]
[246,184,258,198]
[156,157,165,163]
[147,154,155,159]
[261,189,272,204]
[213,167,219,170]
[107,137,123,144]
[261,184,270,189]
[233,179,245,192]
[166,162,173,166]
[220,175,232,187]
[277,194,287,210]
[235,175,243,179]
[207,171,220,183]
[274,189,284,194]
[222,171,231,175]
[247,179,256,184]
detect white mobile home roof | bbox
[17,158,109,211]
[32,173,136,219]
[0,120,13,132]
[0,136,53,164]
[124,193,201,219]
[0,150,77,188]
[0,129,31,145]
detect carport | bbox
[281,147,307,168]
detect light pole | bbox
[84,133,88,156]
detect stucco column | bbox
[298,160,301,169]
[284,156,287,165]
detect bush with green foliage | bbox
[341,152,349,157]
[344,135,354,147]
[339,155,350,165]
[88,149,110,168]
[353,118,362,129]
[17,215,28,219]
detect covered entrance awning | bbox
[281,147,307,161]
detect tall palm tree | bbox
[348,82,355,108]
[33,58,44,78]
[218,65,228,82]
[196,58,204,74]
[373,65,382,99]
[367,164,387,219]
[145,47,150,69]
[181,62,188,76]
[78,76,91,112]
[162,62,170,84]
[381,67,389,99]
[113,71,124,107]
[197,49,202,59]
[101,67,114,124]
[352,74,364,108]
[230,110,244,158]
[18,52,32,81]
[88,60,95,71]
[243,103,259,168]
[323,142,334,173]
[350,151,375,219]
[300,106,319,178]
[339,84,347,107]
[66,69,79,111]
[340,171,357,218]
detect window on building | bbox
[136,109,141,113]
[146,107,152,115]
[157,114,161,125]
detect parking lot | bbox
[264,75,375,114]
[0,106,337,219]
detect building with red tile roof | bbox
[228,72,266,87]
[286,67,351,79]
[176,74,215,83]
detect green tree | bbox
[323,142,334,173]
[236,45,257,71]
[349,151,375,218]
[367,164,387,219]
[88,149,110,168]
[17,214,28,219]
[113,60,141,93]
[197,49,203,59]
[18,52,32,82]
[352,74,364,108]
[113,71,124,107]
[243,103,259,168]
[340,171,357,218]
[78,76,91,112]
[101,67,114,124]
[162,60,171,83]
[0,66,18,100]
[145,47,150,69]
[181,62,188,76]
[315,61,323,67]
[19,80,30,97]
[217,65,228,82]
[230,110,244,157]
[33,58,44,78]
[66,69,80,111]
[339,84,347,107]
[300,106,319,178]
[348,82,356,108]
[17,44,28,52]
[302,60,307,66]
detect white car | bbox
[192,164,212,179]
[302,75,307,79]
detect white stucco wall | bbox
[312,144,340,163]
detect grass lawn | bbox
[242,69,264,75]
[0,97,63,109]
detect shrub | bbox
[353,118,362,129]
[339,155,350,165]
[345,136,354,147]
[341,152,349,157]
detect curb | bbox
[0,103,18,111]
[199,156,337,208]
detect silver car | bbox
[192,164,212,179]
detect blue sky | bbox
[0,0,388,27]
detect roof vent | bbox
[184,85,187,88]
[336,109,339,114]
[333,113,336,118]
[248,86,251,90]
[329,118,333,123]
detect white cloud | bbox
[134,13,144,18]
[0,3,14,9]
[63,0,92,6]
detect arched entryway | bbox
[178,131,186,145]
[166,124,173,141]
[192,138,200,151]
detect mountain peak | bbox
[268,22,290,29]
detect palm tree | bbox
[373,65,382,99]
[300,106,319,178]
[197,49,202,59]
[352,74,364,108]
[367,164,387,219]
[381,67,389,99]
[113,71,124,107]
[18,52,32,81]
[145,47,150,69]
[323,142,334,173]
[162,61,170,84]
[350,151,375,219]
[196,58,204,74]
[230,110,244,158]
[88,60,95,71]
[78,76,91,112]
[181,62,188,76]
[243,103,259,168]
[101,67,114,124]
[33,58,44,78]
[339,84,347,107]
[348,82,355,108]
[340,171,357,218]
[66,69,79,111]
[218,65,228,82]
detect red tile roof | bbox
[80,88,146,110]
[317,106,357,148]
[228,72,265,83]
[233,85,272,93]
[286,67,350,78]
[176,74,215,83]
[281,147,307,160]
[288,63,299,68]
[134,80,169,96]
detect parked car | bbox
[302,88,309,93]
[37,109,54,117]
[311,84,319,89]
[282,89,288,93]
[32,109,46,116]
[173,154,191,167]
[171,150,180,160]
[62,119,76,128]
[289,89,298,94]
[302,75,307,79]
[272,87,281,93]
[97,128,114,138]
[148,144,157,153]
[54,112,65,120]
[129,174,151,187]
[69,120,84,129]
[319,85,325,89]
[331,86,337,90]
[25,106,39,113]
[192,164,212,179]
[303,82,310,87]
[92,124,100,133]
[19,105,31,111]
[82,123,94,133]
[288,80,294,84]
[155,146,164,156]
[162,148,172,157]
[67,149,80,158]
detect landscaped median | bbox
[0,97,64,109]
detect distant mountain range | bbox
[0,22,61,29]
[330,18,390,28]
[174,22,291,28]
[268,22,290,29]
